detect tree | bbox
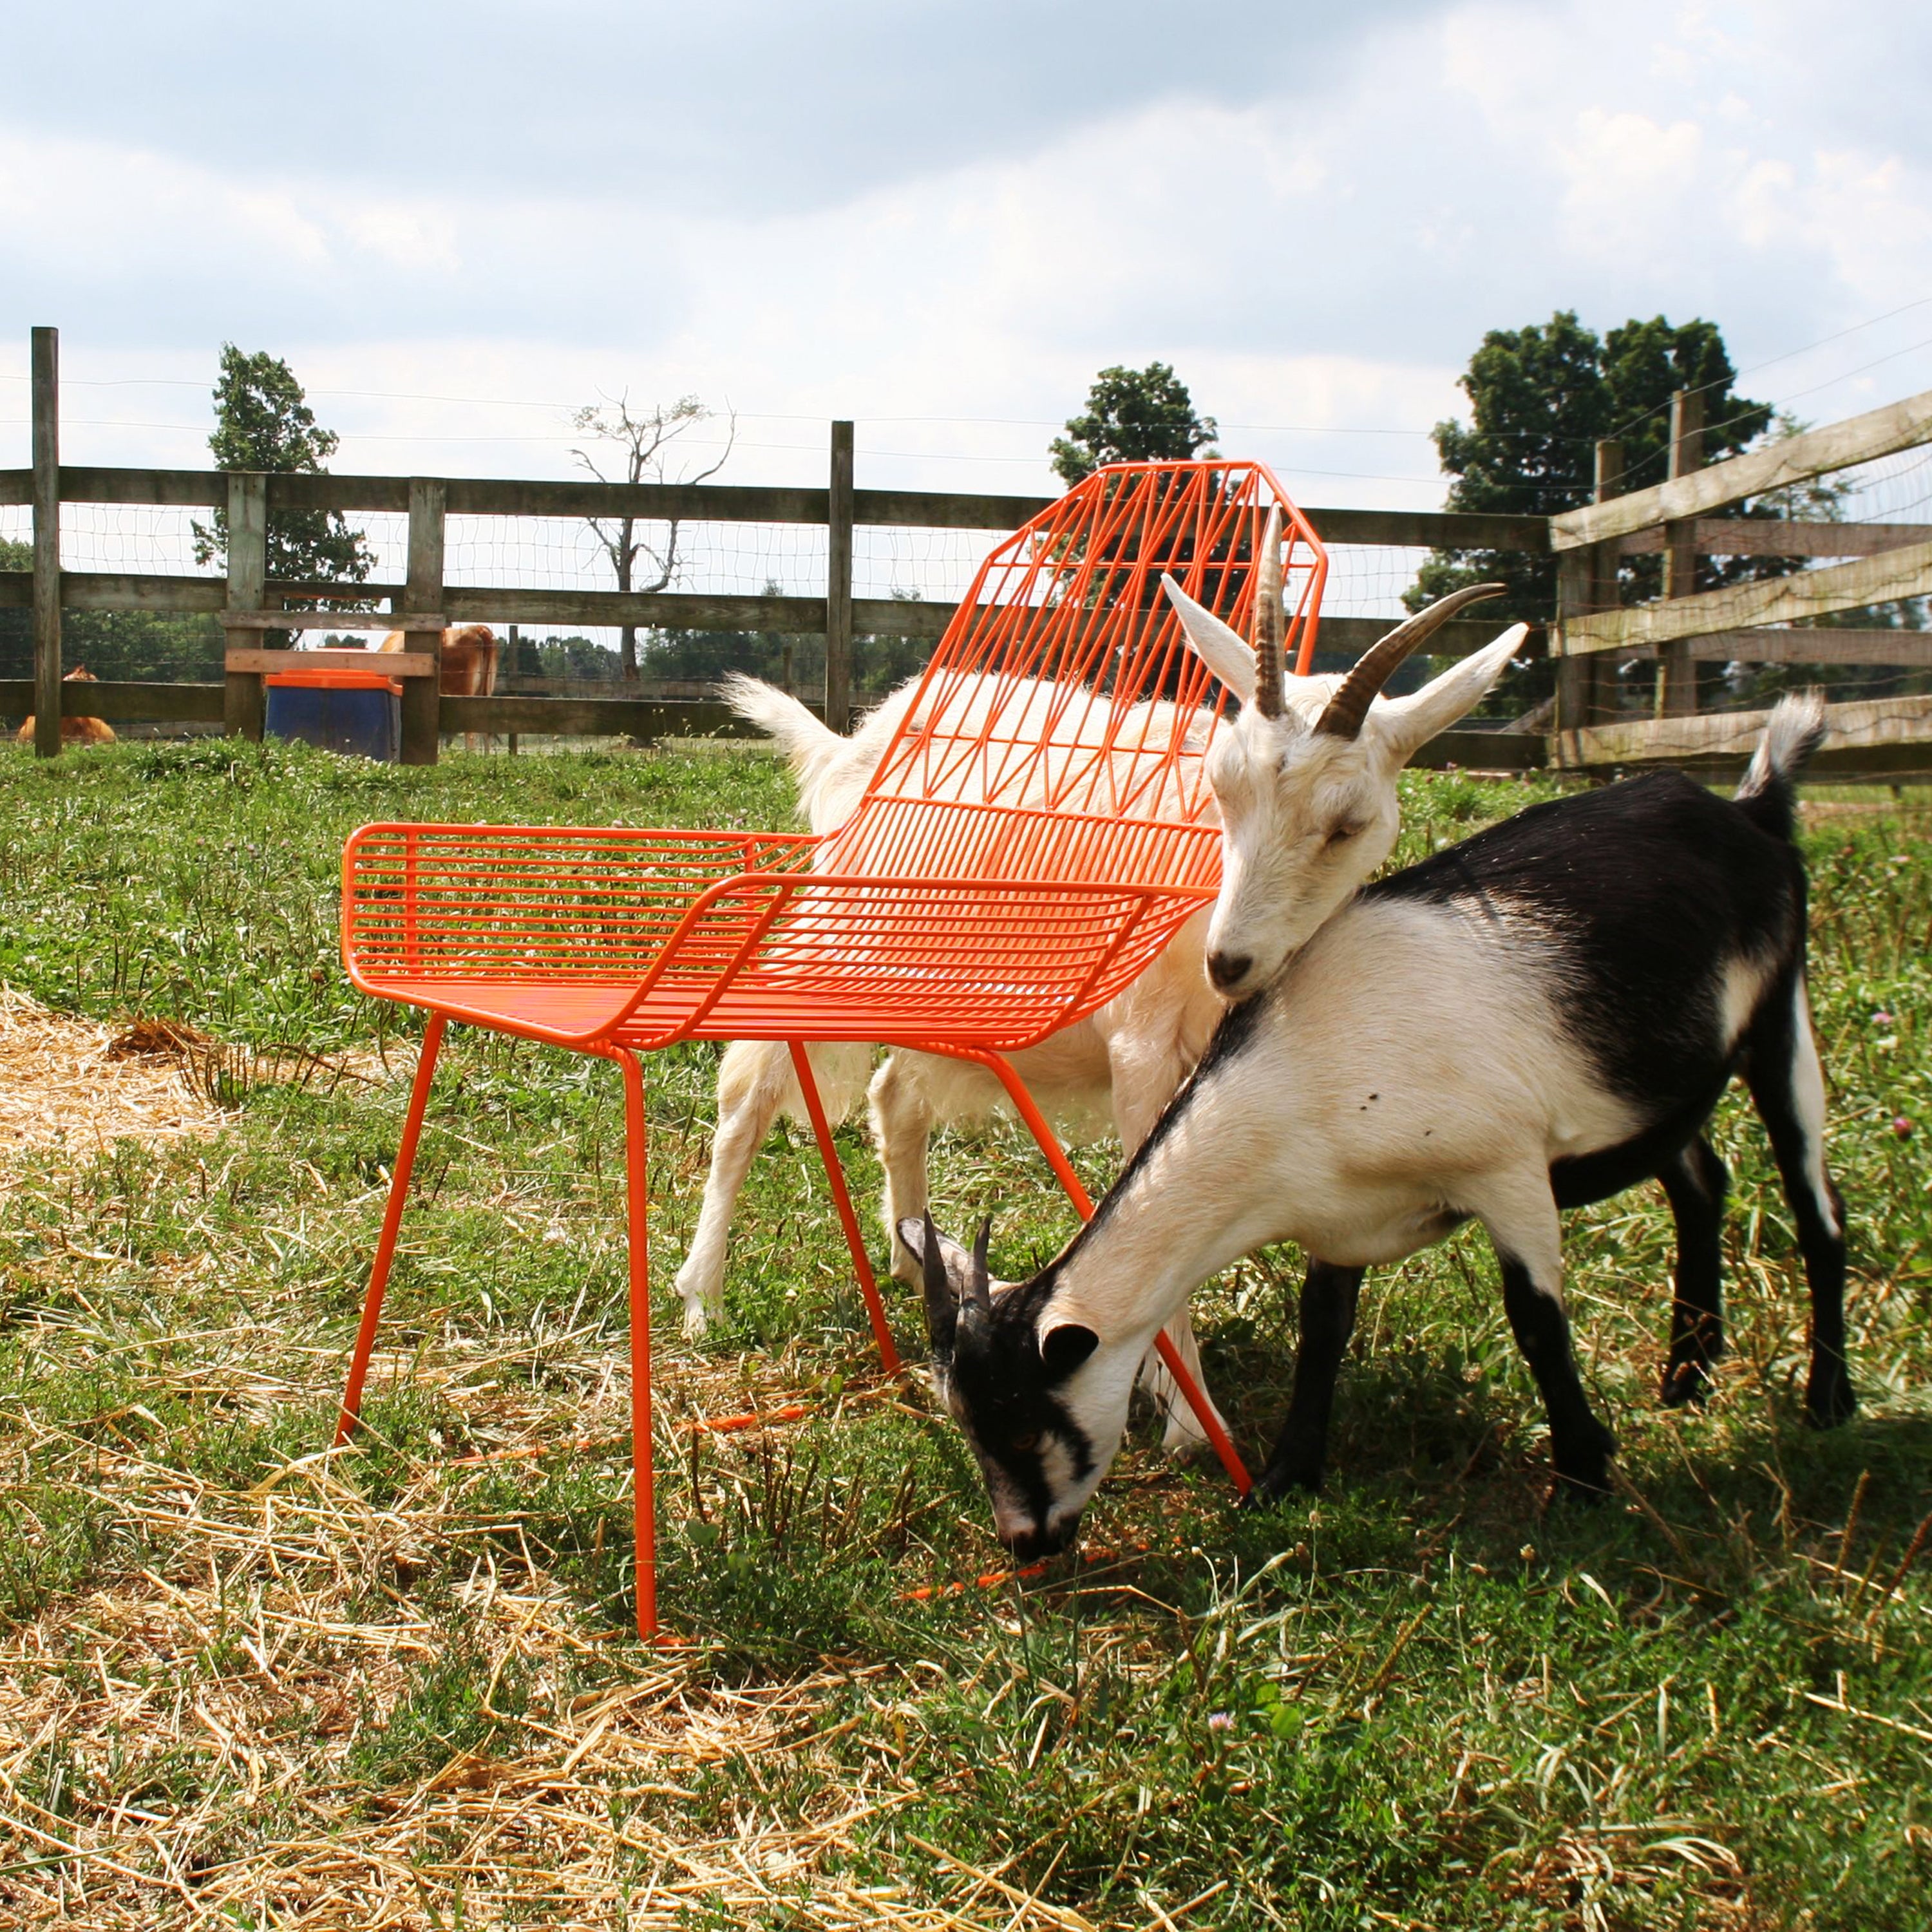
[1410,312,1774,624]
[190,346,374,596]
[571,395,734,683]
[1050,363,1217,486]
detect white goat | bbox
[909,561,1850,1559]
[672,670,1227,1452]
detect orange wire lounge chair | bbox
[334,460,1327,1638]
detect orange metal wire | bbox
[331,461,1325,1639]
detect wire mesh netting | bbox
[56,503,223,578]
[1586,444,1932,721]
[10,428,1929,744]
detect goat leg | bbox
[1250,1260,1363,1504]
[1656,1133,1728,1407]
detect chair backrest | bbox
[824,462,1325,885]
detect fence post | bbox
[506,622,520,755]
[1553,549,1591,765]
[1658,389,1704,718]
[222,472,268,741]
[30,327,61,760]
[399,478,446,765]
[1553,437,1615,738]
[825,419,854,734]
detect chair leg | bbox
[975,1051,1251,1497]
[788,1041,902,1375]
[613,1048,658,1643]
[335,1012,447,1446]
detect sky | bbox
[3,0,1929,511]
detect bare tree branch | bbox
[569,393,737,680]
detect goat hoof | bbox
[1658,1361,1713,1409]
[1244,1466,1321,1510]
[1804,1372,1857,1430]
[1550,1464,1613,1506]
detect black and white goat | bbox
[909,570,1852,1560]
[674,581,1516,1451]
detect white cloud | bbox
[1555,109,1705,260]
[3,0,1931,506]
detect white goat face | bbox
[1163,571,1526,1002]
[1202,710,1402,997]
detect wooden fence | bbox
[6,325,1931,780]
[1550,386,1932,780]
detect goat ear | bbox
[1161,577,1255,706]
[1372,624,1528,762]
[1039,1322,1099,1379]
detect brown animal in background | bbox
[377,624,499,696]
[15,667,116,746]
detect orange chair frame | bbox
[333,461,1327,1638]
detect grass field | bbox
[1,735,1928,1930]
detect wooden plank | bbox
[1560,538,1932,656]
[853,487,1052,532]
[1559,692,1932,770]
[5,573,1535,658]
[1303,506,1549,553]
[216,609,426,630]
[440,585,832,629]
[439,696,786,739]
[14,461,1558,551]
[222,472,268,743]
[399,478,447,764]
[1684,628,1932,667]
[1659,390,1705,717]
[1619,518,1931,558]
[59,465,225,508]
[66,572,227,612]
[825,421,854,734]
[1406,728,1547,772]
[1316,614,1532,661]
[442,477,826,525]
[1555,437,1622,754]
[1584,438,1624,732]
[1553,548,1593,751]
[1551,385,1932,550]
[30,327,62,760]
[225,648,434,677]
[0,679,226,724]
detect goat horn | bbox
[1315,582,1507,740]
[1252,505,1285,719]
[968,1217,994,1314]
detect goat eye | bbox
[1009,1431,1041,1456]
[1325,823,1360,847]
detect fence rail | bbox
[1551,380,1932,772]
[6,327,1929,781]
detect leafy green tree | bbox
[1410,311,1774,624]
[191,345,374,594]
[1050,364,1218,486]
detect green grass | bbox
[0,737,1928,1928]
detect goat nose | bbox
[1207,951,1252,993]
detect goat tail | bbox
[1734,689,1828,842]
[717,671,845,781]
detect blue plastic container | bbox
[265,668,401,759]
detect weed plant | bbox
[0,738,1927,1927]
